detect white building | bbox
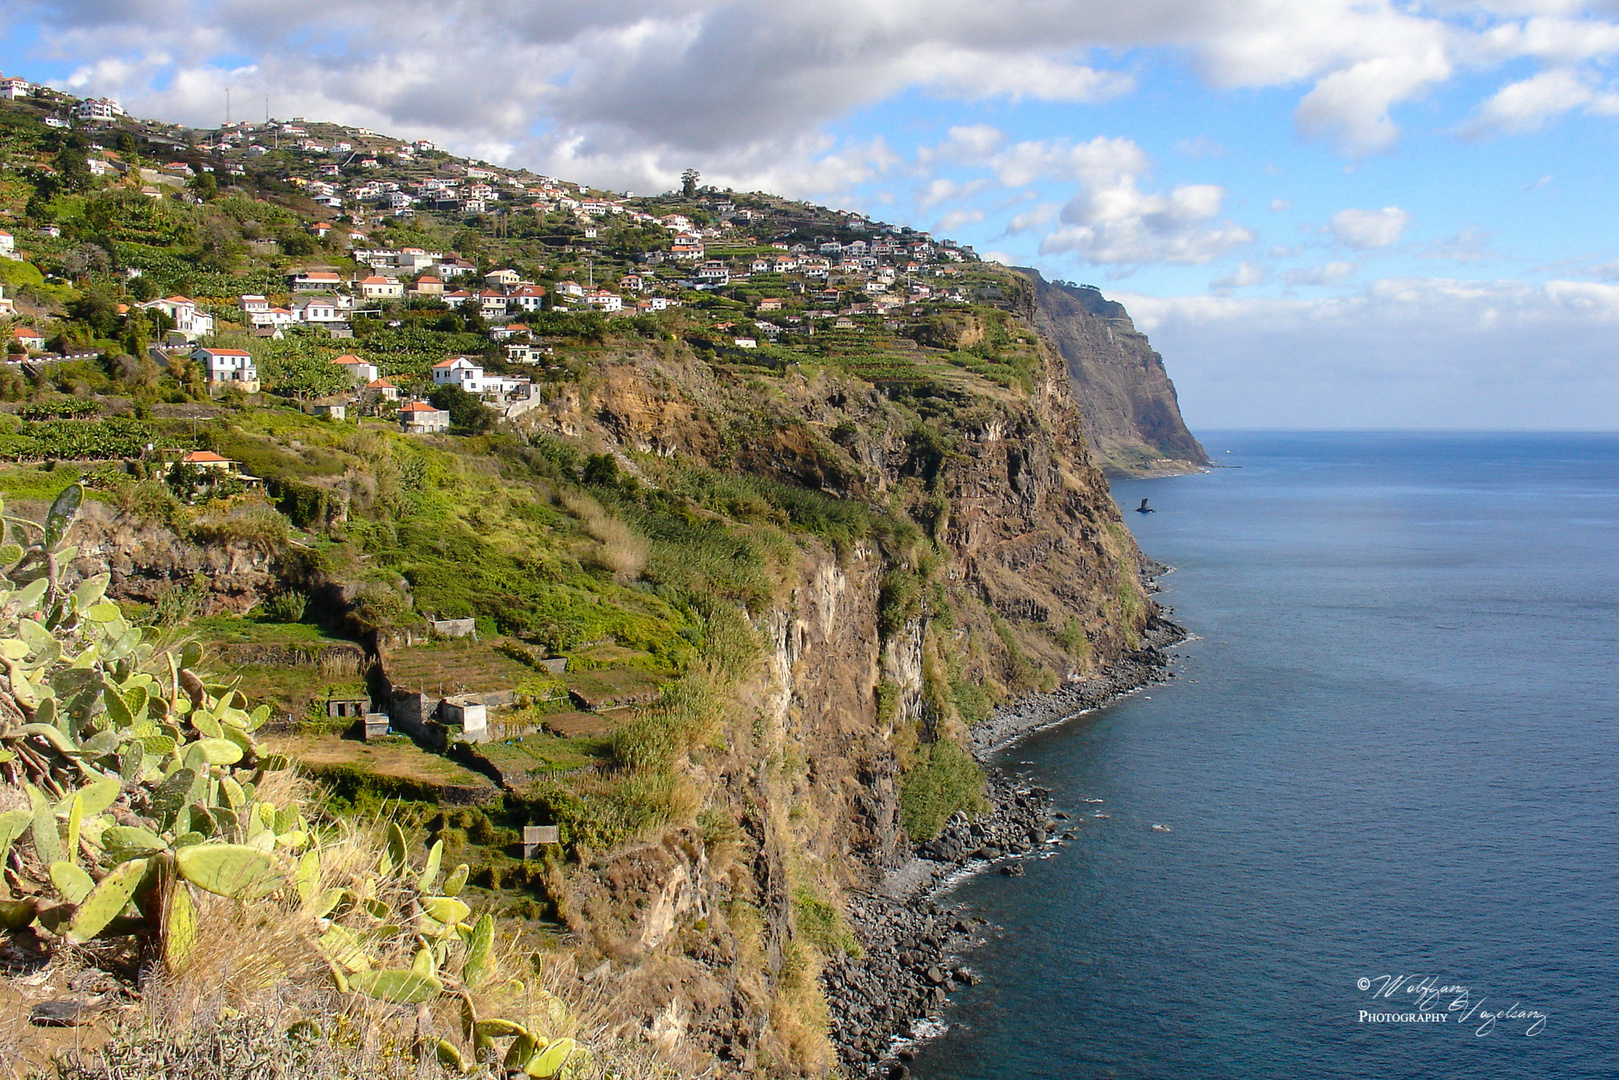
[0,230,15,260]
[138,296,214,341]
[0,77,32,101]
[0,284,13,317]
[193,347,260,390]
[74,97,123,122]
[432,356,486,394]
[329,354,380,382]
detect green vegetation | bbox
[898,738,989,841]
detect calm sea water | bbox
[910,432,1619,1080]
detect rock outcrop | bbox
[1016,267,1208,476]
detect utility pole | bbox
[225,86,231,126]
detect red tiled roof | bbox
[183,450,229,463]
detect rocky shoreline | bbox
[823,610,1189,1077]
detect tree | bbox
[51,143,93,194]
[188,172,219,202]
[681,168,700,198]
[428,383,497,434]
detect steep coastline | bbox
[1015,268,1209,477]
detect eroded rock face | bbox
[1016,267,1208,476]
[71,502,279,615]
[535,328,1173,1074]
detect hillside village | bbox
[0,73,1169,1079]
[0,74,999,441]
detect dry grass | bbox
[561,492,647,582]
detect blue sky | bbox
[4,0,1619,430]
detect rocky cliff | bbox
[1015,267,1208,476]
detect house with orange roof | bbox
[365,377,400,402]
[329,354,379,383]
[193,346,260,392]
[9,326,44,353]
[398,399,449,434]
[181,450,232,470]
[408,274,444,297]
[356,274,403,300]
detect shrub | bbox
[899,737,988,841]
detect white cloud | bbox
[1269,198,1292,211]
[919,124,1007,164]
[1117,277,1619,428]
[1211,260,1266,288]
[1329,206,1410,248]
[1284,260,1360,286]
[16,0,1619,201]
[1042,174,1254,266]
[1421,227,1495,261]
[1461,67,1619,136]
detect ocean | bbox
[908,432,1619,1080]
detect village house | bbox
[292,296,348,325]
[9,327,44,353]
[289,270,344,292]
[504,341,551,364]
[619,274,643,293]
[179,450,232,471]
[0,77,31,100]
[554,280,585,299]
[250,306,296,329]
[507,284,547,311]
[137,296,214,340]
[398,400,450,434]
[484,269,522,287]
[193,346,261,391]
[74,97,123,122]
[239,294,269,313]
[365,377,400,402]
[0,231,15,259]
[436,257,477,279]
[432,356,486,394]
[329,354,379,383]
[757,296,784,312]
[0,285,11,317]
[357,274,403,300]
[584,290,622,312]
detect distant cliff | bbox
[1015,268,1208,476]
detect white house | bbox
[436,257,477,279]
[554,280,585,299]
[250,307,296,328]
[74,97,123,122]
[138,296,214,341]
[484,269,522,287]
[193,346,260,391]
[0,77,31,100]
[366,377,400,401]
[289,270,344,292]
[584,291,622,312]
[0,284,13,317]
[239,294,269,313]
[0,230,15,259]
[432,356,485,393]
[293,297,347,324]
[508,284,547,311]
[10,326,44,352]
[329,354,379,382]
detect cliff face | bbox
[1015,267,1208,476]
[528,332,1157,1072]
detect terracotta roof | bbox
[330,354,367,365]
[366,377,397,388]
[431,358,467,369]
[183,450,229,463]
[400,400,440,412]
[200,348,252,356]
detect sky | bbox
[4,1,1619,430]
